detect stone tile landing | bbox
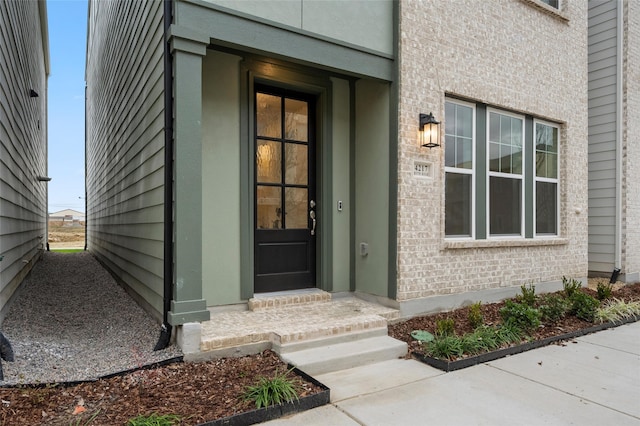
[198,292,400,358]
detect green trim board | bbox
[174,0,394,81]
[525,115,534,238]
[475,103,488,239]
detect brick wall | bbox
[622,0,640,279]
[395,0,589,302]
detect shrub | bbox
[562,276,582,298]
[537,294,571,322]
[517,284,536,307]
[468,302,484,329]
[596,281,613,301]
[243,369,299,409]
[569,292,600,322]
[424,324,522,360]
[500,300,541,331]
[595,298,640,324]
[435,318,456,336]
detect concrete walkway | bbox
[266,321,640,425]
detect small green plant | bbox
[243,369,299,409]
[596,281,614,301]
[562,276,582,298]
[468,302,484,329]
[569,292,600,322]
[127,413,181,426]
[425,334,463,360]
[435,318,456,336]
[595,298,640,324]
[500,300,541,331]
[517,284,537,306]
[495,322,522,343]
[537,294,571,322]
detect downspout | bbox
[154,0,174,351]
[84,84,88,251]
[614,0,623,276]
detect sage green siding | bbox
[588,0,618,273]
[354,79,389,297]
[202,50,243,305]
[0,0,49,318]
[331,77,351,293]
[85,0,165,320]
[204,0,393,56]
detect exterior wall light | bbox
[419,112,440,148]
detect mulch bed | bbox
[389,282,640,358]
[0,350,325,425]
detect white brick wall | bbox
[622,0,640,279]
[395,0,589,303]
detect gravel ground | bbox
[0,252,182,386]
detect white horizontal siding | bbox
[86,0,165,320]
[0,0,48,316]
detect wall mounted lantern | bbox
[419,112,440,149]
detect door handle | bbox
[310,210,316,236]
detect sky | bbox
[46,0,88,213]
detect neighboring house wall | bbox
[85,0,165,320]
[0,0,49,321]
[588,0,640,282]
[396,0,589,315]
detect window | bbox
[539,0,559,9]
[444,99,560,240]
[488,111,524,236]
[444,101,474,237]
[534,121,559,235]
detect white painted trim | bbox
[486,108,525,238]
[615,0,623,271]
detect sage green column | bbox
[167,26,211,325]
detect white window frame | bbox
[533,119,560,237]
[486,108,525,239]
[444,99,476,240]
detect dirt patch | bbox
[48,223,85,249]
[0,351,324,425]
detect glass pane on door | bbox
[256,140,281,183]
[257,186,282,229]
[285,143,307,185]
[256,93,281,138]
[285,187,308,229]
[285,99,308,141]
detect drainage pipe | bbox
[154,0,174,351]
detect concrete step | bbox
[273,326,389,354]
[279,335,408,376]
[248,289,331,311]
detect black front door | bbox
[254,86,316,293]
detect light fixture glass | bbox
[419,112,440,148]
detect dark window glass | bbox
[445,173,472,237]
[490,177,522,235]
[536,181,557,234]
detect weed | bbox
[127,413,181,426]
[69,409,101,426]
[500,300,541,331]
[562,276,582,298]
[517,284,536,306]
[435,318,456,336]
[595,298,640,324]
[243,369,299,409]
[596,281,613,301]
[569,292,600,322]
[537,294,571,322]
[468,302,484,329]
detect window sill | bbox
[444,237,568,250]
[520,0,569,22]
